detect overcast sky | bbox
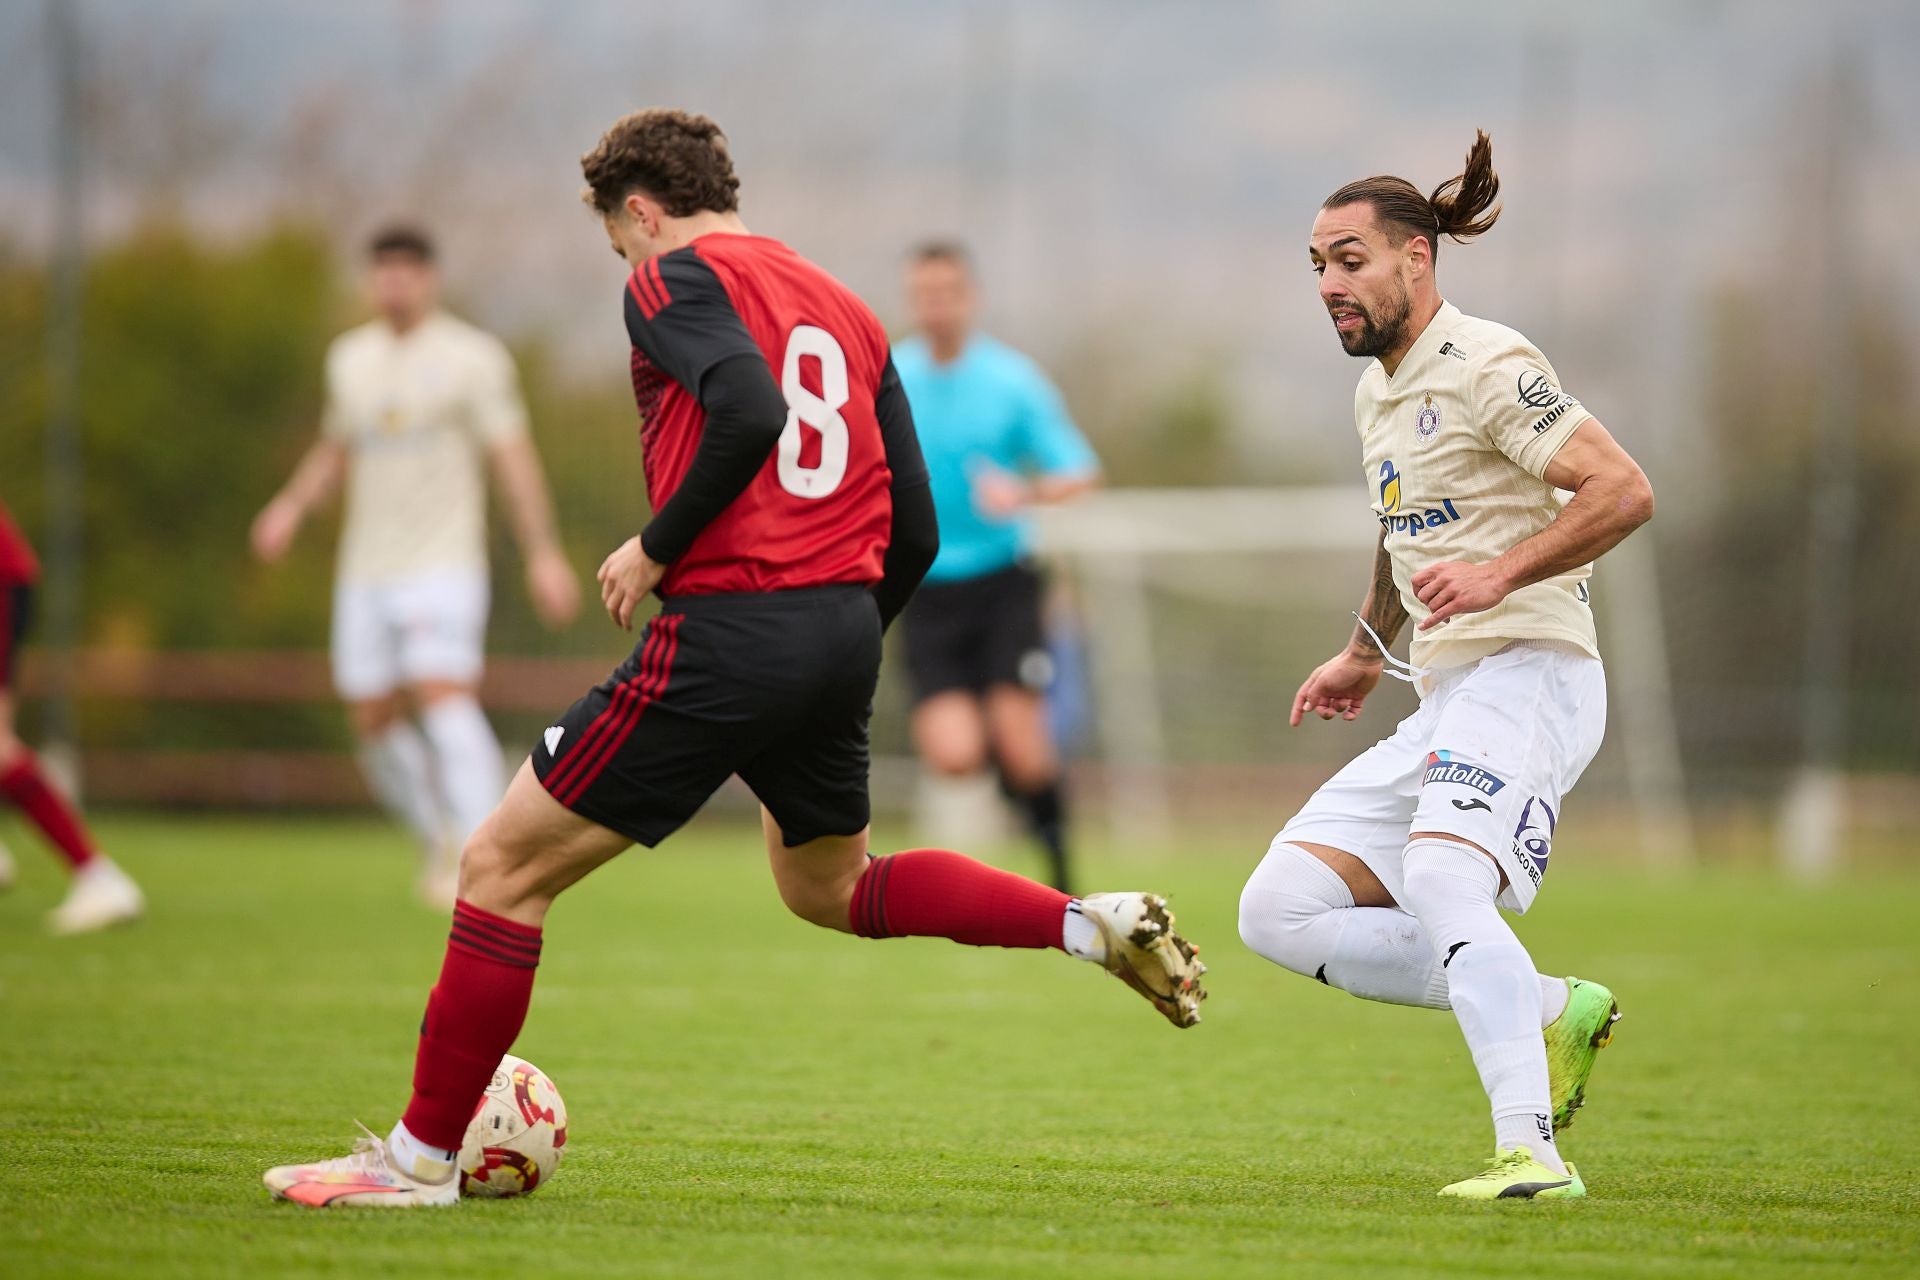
[2,0,1915,484]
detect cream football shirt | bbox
[322,311,527,584]
[1354,300,1599,671]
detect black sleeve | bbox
[638,353,788,565]
[622,250,762,392]
[624,250,786,565]
[871,355,938,631]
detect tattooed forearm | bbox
[1349,530,1409,659]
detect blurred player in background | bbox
[1237,133,1654,1199]
[264,108,1203,1209]
[251,226,580,907]
[894,243,1099,891]
[0,498,145,934]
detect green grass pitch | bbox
[2,813,1916,1278]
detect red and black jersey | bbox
[0,501,40,586]
[624,233,906,598]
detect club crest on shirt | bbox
[1415,392,1441,443]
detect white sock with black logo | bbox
[1240,841,1574,1025]
[1399,837,1565,1176]
[420,696,505,848]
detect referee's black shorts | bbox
[899,562,1052,704]
[532,585,880,849]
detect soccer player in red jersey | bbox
[264,109,1206,1208]
[0,499,144,933]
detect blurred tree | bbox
[2,222,337,651]
[1668,283,1918,786]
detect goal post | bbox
[1030,486,1696,863]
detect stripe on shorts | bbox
[543,620,671,799]
[556,614,681,807]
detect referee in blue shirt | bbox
[894,242,1100,891]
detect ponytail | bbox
[1321,130,1502,264]
[1428,130,1501,243]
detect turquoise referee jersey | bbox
[893,334,1097,584]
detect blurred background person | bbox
[894,242,1099,891]
[0,497,144,934]
[249,225,580,907]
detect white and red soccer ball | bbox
[458,1054,568,1198]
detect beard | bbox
[1332,281,1412,358]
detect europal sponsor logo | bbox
[1378,460,1463,537]
[1422,749,1507,796]
[1511,795,1557,887]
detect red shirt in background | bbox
[0,502,40,587]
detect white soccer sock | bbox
[1061,901,1104,963]
[387,1120,457,1181]
[1239,841,1570,1023]
[419,696,505,849]
[1399,837,1564,1174]
[356,721,446,858]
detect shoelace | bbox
[1478,1149,1539,1177]
[325,1121,395,1176]
[1352,612,1431,685]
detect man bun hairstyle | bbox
[581,108,741,218]
[1322,129,1502,264]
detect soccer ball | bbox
[458,1054,568,1198]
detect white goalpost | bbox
[1030,486,1696,863]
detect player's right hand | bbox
[250,498,300,564]
[1290,650,1385,727]
[597,535,666,631]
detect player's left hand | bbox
[1412,560,1512,630]
[597,536,666,631]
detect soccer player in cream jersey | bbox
[252,227,580,906]
[1237,132,1654,1199]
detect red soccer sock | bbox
[400,900,543,1152]
[848,848,1072,950]
[0,752,97,870]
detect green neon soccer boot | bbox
[1545,976,1619,1132]
[1438,1148,1586,1200]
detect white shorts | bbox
[1273,640,1606,914]
[330,567,490,700]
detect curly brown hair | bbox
[580,108,741,218]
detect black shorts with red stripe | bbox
[531,585,881,849]
[0,584,31,690]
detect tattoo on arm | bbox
[1350,531,1409,658]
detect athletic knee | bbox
[348,695,404,739]
[996,750,1056,793]
[922,742,986,778]
[775,875,855,931]
[0,729,23,769]
[455,818,549,919]
[1238,842,1345,973]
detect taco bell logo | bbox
[1422,749,1506,796]
[1512,796,1557,887]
